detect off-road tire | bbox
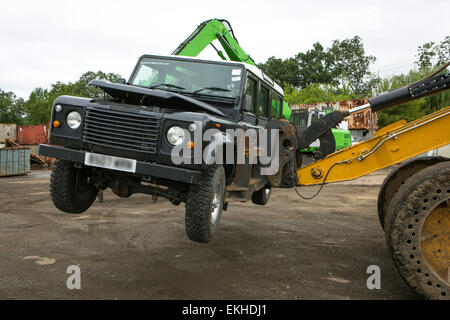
[384,161,449,300]
[50,159,98,214]
[185,165,225,243]
[251,186,271,205]
[377,157,448,229]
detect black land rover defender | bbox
[38,54,296,243]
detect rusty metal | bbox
[17,124,49,145]
[0,124,17,144]
[292,99,378,132]
[6,138,45,165]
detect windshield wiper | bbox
[193,87,231,95]
[150,83,186,91]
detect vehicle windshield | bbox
[130,57,243,99]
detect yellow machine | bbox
[288,70,449,299]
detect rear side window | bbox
[271,94,281,119]
[257,86,269,118]
[244,77,257,112]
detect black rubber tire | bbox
[384,161,450,300]
[377,157,448,229]
[185,165,226,243]
[251,186,271,205]
[50,160,98,214]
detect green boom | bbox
[172,19,292,119]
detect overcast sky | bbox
[1,0,449,99]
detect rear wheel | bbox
[50,160,98,214]
[185,165,225,243]
[251,186,271,205]
[384,161,449,299]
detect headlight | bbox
[67,111,81,129]
[167,126,185,146]
[54,104,62,112]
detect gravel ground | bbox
[0,168,418,299]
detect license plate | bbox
[84,152,137,173]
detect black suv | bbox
[39,54,291,243]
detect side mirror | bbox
[117,78,127,84]
[243,94,253,112]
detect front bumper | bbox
[38,144,201,184]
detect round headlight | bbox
[167,126,185,146]
[67,111,81,129]
[54,104,62,112]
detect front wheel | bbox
[185,165,225,243]
[50,160,98,214]
[384,161,449,299]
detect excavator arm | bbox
[294,71,450,186]
[172,19,256,66]
[172,19,292,120]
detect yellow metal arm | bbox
[297,106,450,186]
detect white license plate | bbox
[84,153,137,173]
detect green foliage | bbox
[257,57,301,87]
[295,42,337,87]
[23,71,121,124]
[283,83,356,106]
[416,36,450,70]
[0,89,25,124]
[259,36,379,97]
[376,68,450,128]
[328,36,379,96]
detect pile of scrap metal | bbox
[291,99,378,143]
[5,138,45,166]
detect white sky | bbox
[1,0,449,99]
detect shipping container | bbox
[0,147,30,177]
[17,124,49,145]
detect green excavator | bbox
[172,18,352,152]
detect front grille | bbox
[83,107,161,154]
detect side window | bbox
[280,100,289,119]
[271,93,281,119]
[257,86,269,118]
[244,77,257,112]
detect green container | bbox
[0,147,30,177]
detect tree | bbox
[24,87,52,124]
[23,71,121,124]
[0,89,25,124]
[257,57,301,87]
[283,83,355,106]
[295,42,337,88]
[375,68,450,128]
[258,36,379,97]
[416,36,450,70]
[328,36,379,96]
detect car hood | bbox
[89,80,227,118]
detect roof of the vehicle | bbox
[139,54,284,96]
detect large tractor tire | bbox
[185,165,226,243]
[377,157,448,230]
[50,160,98,214]
[384,161,449,300]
